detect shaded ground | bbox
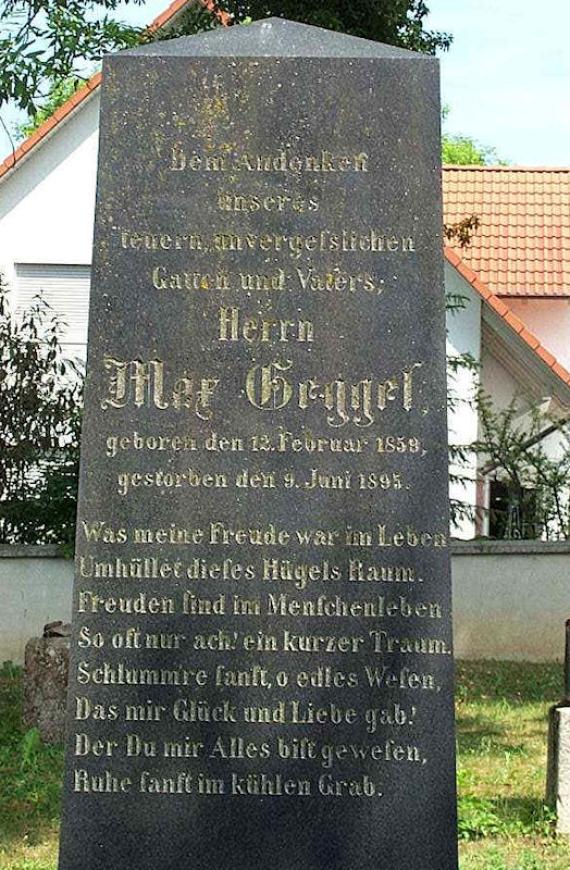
[1,660,569,869]
[0,663,62,870]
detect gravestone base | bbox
[546,704,570,834]
[23,636,69,744]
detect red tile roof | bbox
[443,166,570,299]
[0,0,230,181]
[444,246,570,389]
[2,9,568,310]
[148,0,231,33]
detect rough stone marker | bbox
[58,18,458,870]
[546,619,570,834]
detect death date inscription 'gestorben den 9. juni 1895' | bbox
[57,18,459,870]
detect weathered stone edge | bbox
[451,539,570,556]
[1,541,569,558]
[0,544,62,558]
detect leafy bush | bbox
[0,276,83,550]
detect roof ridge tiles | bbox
[443,164,570,297]
[443,165,570,172]
[444,247,570,388]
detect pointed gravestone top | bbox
[120,16,431,59]
[59,15,457,870]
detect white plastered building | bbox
[1,2,569,540]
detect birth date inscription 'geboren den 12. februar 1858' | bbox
[57,18,459,870]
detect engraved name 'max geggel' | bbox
[100,358,422,428]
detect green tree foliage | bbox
[474,395,570,540]
[444,214,480,248]
[0,276,82,549]
[158,4,222,40]
[442,134,506,166]
[0,0,143,115]
[441,108,507,166]
[218,1,451,53]
[1,1,451,119]
[445,289,570,541]
[441,106,508,166]
[16,76,87,139]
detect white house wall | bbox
[0,92,100,290]
[479,346,536,537]
[444,261,481,539]
[481,346,525,412]
[507,298,570,370]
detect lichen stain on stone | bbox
[195,73,232,153]
[150,127,167,160]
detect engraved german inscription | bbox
[58,20,457,870]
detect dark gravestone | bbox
[58,19,458,870]
[23,626,70,744]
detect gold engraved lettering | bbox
[152,265,228,292]
[77,590,175,614]
[276,431,368,455]
[262,558,341,589]
[75,733,118,758]
[375,435,422,454]
[239,269,286,292]
[185,558,255,581]
[121,230,203,251]
[212,229,414,259]
[218,191,319,213]
[281,631,365,654]
[245,360,293,411]
[171,143,228,172]
[377,524,448,548]
[116,468,228,497]
[245,360,422,426]
[81,520,127,543]
[265,593,440,620]
[170,142,187,171]
[74,769,132,793]
[125,702,167,722]
[295,267,377,295]
[348,561,420,584]
[133,524,204,545]
[171,146,369,175]
[76,660,207,686]
[231,772,310,796]
[139,771,196,794]
[219,307,314,345]
[234,149,369,174]
[106,431,198,457]
[214,664,270,687]
[173,698,237,723]
[100,358,218,420]
[369,630,451,656]
[75,697,119,722]
[162,738,204,759]
[78,555,184,580]
[364,665,437,691]
[182,592,226,616]
[318,774,379,797]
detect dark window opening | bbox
[488,479,542,539]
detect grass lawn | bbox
[1,660,569,869]
[0,663,63,870]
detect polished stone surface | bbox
[58,19,457,870]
